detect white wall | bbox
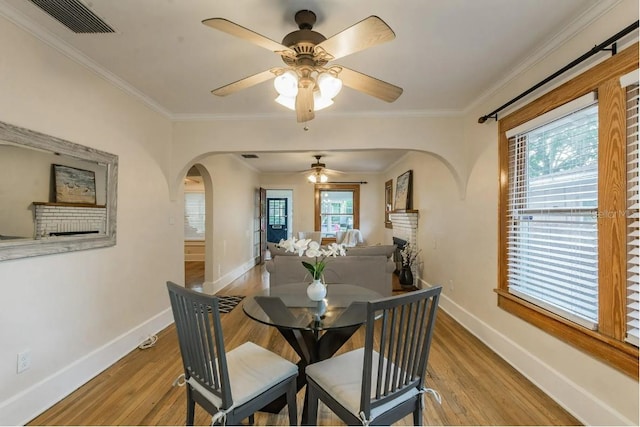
[187,154,260,294]
[0,15,182,425]
[0,0,637,425]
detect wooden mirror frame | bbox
[0,120,118,261]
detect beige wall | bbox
[191,154,260,293]
[0,14,181,424]
[0,0,638,425]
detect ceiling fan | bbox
[305,155,341,183]
[202,10,403,122]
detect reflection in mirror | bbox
[0,120,118,261]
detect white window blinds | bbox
[184,192,205,240]
[507,100,599,329]
[623,69,639,347]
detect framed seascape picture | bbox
[394,170,412,210]
[53,164,97,204]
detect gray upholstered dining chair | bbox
[305,286,442,426]
[166,281,299,426]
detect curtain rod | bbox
[478,20,639,124]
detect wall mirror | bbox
[0,120,118,261]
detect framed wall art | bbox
[53,164,97,204]
[394,170,412,210]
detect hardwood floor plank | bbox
[27,263,580,426]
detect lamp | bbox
[313,91,333,110]
[274,69,342,112]
[275,94,296,110]
[273,70,298,97]
[317,72,342,99]
[276,91,333,111]
[308,170,328,183]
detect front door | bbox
[266,198,288,243]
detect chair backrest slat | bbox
[399,301,416,386]
[404,299,425,383]
[360,286,442,419]
[166,281,233,409]
[393,304,409,390]
[416,297,439,385]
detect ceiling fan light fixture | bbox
[275,94,296,110]
[313,91,334,111]
[308,171,328,183]
[205,12,402,123]
[274,70,299,97]
[317,72,342,99]
[276,87,333,111]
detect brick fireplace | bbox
[389,210,419,284]
[33,202,106,239]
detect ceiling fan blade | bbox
[202,18,296,57]
[295,80,315,122]
[338,66,403,102]
[316,16,395,61]
[323,168,344,175]
[211,69,275,96]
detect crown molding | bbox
[464,0,624,117]
[0,1,173,118]
[170,108,464,122]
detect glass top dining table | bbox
[242,283,383,332]
[242,282,383,422]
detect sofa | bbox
[265,243,396,296]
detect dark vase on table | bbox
[399,265,414,288]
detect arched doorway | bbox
[183,164,213,291]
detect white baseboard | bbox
[422,277,634,426]
[0,308,174,426]
[203,258,258,294]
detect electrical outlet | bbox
[17,350,31,374]
[448,279,454,292]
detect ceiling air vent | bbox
[241,154,259,159]
[28,0,114,33]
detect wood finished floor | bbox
[28,262,581,426]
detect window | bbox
[498,44,639,378]
[506,96,599,329]
[623,70,639,347]
[184,192,205,240]
[314,184,360,239]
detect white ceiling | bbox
[0,0,608,173]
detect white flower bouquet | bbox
[277,237,346,280]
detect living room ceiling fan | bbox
[304,155,341,183]
[202,10,403,122]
